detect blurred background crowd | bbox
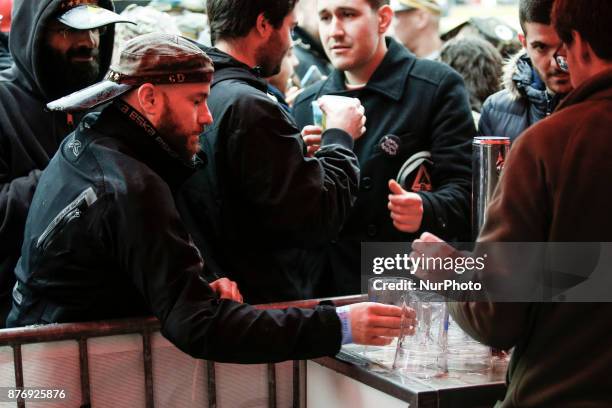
[0,0,524,118]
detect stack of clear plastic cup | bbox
[446,314,492,374]
[392,291,448,379]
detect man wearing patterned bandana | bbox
[7,34,413,362]
[0,0,132,327]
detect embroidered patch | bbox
[68,140,82,157]
[411,164,433,192]
[379,135,400,157]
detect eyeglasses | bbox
[553,43,569,73]
[47,25,108,39]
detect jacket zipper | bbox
[545,92,553,116]
[36,187,98,249]
[36,208,81,249]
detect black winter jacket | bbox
[177,47,360,303]
[478,51,566,142]
[293,38,474,295]
[6,103,342,363]
[0,0,116,326]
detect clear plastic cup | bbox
[311,95,358,131]
[362,277,410,366]
[446,314,492,374]
[311,101,325,129]
[392,291,448,379]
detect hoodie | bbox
[478,51,566,142]
[0,0,116,326]
[177,46,360,303]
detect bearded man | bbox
[0,0,132,326]
[177,0,368,303]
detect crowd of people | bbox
[1,0,611,405]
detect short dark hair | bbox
[439,36,503,112]
[518,0,554,34]
[365,0,390,9]
[208,0,298,45]
[553,0,612,61]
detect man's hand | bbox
[319,96,366,141]
[413,231,448,246]
[411,232,459,280]
[301,125,322,157]
[388,179,424,233]
[209,278,243,303]
[348,302,416,346]
[285,86,304,107]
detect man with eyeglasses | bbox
[478,0,573,143]
[0,0,132,327]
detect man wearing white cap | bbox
[391,0,443,59]
[0,0,133,327]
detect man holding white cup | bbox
[305,95,366,156]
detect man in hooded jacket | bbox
[177,0,367,304]
[478,0,572,142]
[0,0,131,326]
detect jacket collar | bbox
[319,37,415,101]
[202,46,269,93]
[93,103,197,189]
[557,68,612,111]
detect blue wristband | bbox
[336,305,353,345]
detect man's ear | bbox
[137,83,160,117]
[518,33,527,49]
[378,5,394,34]
[255,12,272,39]
[572,29,592,64]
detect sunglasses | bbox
[553,43,569,73]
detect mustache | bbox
[66,46,99,60]
[548,68,568,77]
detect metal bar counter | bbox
[309,343,507,408]
[0,295,507,407]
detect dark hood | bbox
[201,46,268,93]
[8,0,116,100]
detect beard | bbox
[42,45,100,99]
[543,67,572,94]
[254,30,286,77]
[157,99,201,162]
